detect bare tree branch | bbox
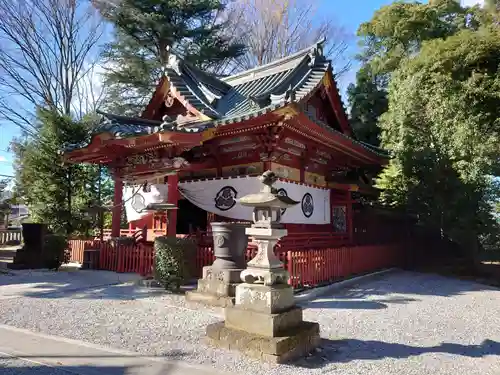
[0,0,105,135]
[224,0,352,76]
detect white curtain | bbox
[178,177,330,224]
[123,184,169,222]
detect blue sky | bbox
[0,0,484,178]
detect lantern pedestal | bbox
[186,223,249,307]
[206,231,321,363]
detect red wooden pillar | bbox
[111,176,123,238]
[167,173,179,237]
[346,190,354,245]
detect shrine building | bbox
[65,39,388,245]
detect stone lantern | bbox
[238,170,297,286]
[206,171,320,363]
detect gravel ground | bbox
[0,269,142,300]
[0,270,499,375]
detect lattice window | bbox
[333,206,347,232]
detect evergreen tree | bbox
[11,109,112,235]
[347,0,477,146]
[376,27,500,259]
[95,0,246,116]
[346,67,388,146]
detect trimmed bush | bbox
[43,234,70,270]
[154,236,196,291]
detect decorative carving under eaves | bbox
[260,152,278,162]
[331,169,349,178]
[122,155,189,175]
[316,150,332,160]
[310,157,328,165]
[164,92,175,108]
[221,143,258,154]
[218,136,252,146]
[176,112,199,126]
[126,152,157,167]
[284,137,306,149]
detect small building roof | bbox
[162,39,331,126]
[65,39,387,165]
[65,111,209,153]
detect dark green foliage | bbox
[153,236,196,291]
[347,67,388,146]
[348,0,484,147]
[345,0,500,256]
[357,0,472,77]
[43,234,69,270]
[377,27,500,258]
[95,0,245,115]
[11,108,113,236]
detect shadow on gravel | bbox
[305,295,419,310]
[305,299,388,310]
[19,282,174,300]
[0,270,172,301]
[1,359,183,375]
[293,338,500,368]
[326,271,497,301]
[0,350,191,374]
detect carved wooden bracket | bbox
[164,92,175,108]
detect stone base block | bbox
[225,305,303,337]
[206,321,320,364]
[196,278,238,297]
[185,290,234,308]
[202,267,242,284]
[235,283,295,313]
[186,268,245,307]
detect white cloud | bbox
[462,0,485,7]
[0,156,8,163]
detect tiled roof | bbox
[164,39,329,125]
[92,112,164,137]
[65,112,209,152]
[66,39,386,160]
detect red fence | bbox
[68,234,401,289]
[286,245,400,289]
[68,240,153,276]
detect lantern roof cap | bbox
[238,171,299,209]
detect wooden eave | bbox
[287,112,386,166]
[64,129,215,164]
[321,70,353,136]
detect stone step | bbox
[206,320,320,364]
[225,305,303,337]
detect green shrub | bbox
[154,236,196,291]
[43,234,69,270]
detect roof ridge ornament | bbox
[167,49,182,76]
[308,37,326,67]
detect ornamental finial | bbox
[258,170,277,187]
[258,170,278,194]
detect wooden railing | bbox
[67,239,153,276]
[68,233,402,289]
[0,229,22,245]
